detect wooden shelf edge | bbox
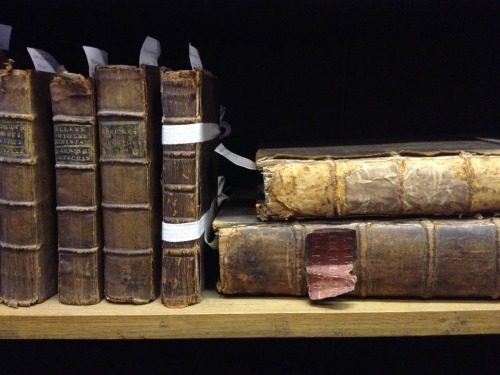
[1,290,500,339]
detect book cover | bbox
[50,68,103,305]
[95,64,162,304]
[214,192,500,299]
[256,138,500,220]
[160,68,220,307]
[0,66,58,307]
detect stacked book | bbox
[213,138,500,300]
[0,61,219,308]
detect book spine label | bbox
[0,121,31,159]
[99,120,145,160]
[54,123,94,164]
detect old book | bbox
[50,68,103,305]
[95,64,162,304]
[160,68,220,307]
[0,66,57,307]
[256,138,500,220]
[214,193,500,299]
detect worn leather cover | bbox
[95,65,161,304]
[256,138,500,220]
[50,69,103,305]
[160,68,219,307]
[0,68,57,307]
[214,193,500,299]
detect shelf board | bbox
[1,290,500,339]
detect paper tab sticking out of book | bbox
[305,228,357,300]
[189,43,203,69]
[139,36,161,67]
[0,24,12,50]
[27,47,60,73]
[82,46,108,77]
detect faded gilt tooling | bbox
[0,66,57,307]
[95,65,162,304]
[50,67,103,305]
[161,68,220,308]
[215,195,500,299]
[256,139,500,220]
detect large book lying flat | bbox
[95,65,162,304]
[256,138,500,220]
[214,193,500,299]
[0,67,57,307]
[50,69,103,305]
[160,68,220,307]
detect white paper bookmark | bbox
[0,24,12,50]
[189,43,203,69]
[26,47,59,73]
[139,36,161,67]
[82,46,108,77]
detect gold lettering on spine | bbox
[0,121,30,158]
[54,124,93,163]
[99,120,144,159]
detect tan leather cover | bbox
[95,65,161,304]
[256,138,500,220]
[0,68,57,307]
[160,68,219,307]
[50,70,103,305]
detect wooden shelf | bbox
[1,290,500,339]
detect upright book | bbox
[50,68,103,305]
[0,65,57,307]
[214,193,500,299]
[95,64,161,304]
[160,68,220,307]
[256,138,500,220]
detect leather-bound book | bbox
[0,65,57,307]
[95,65,161,304]
[214,193,500,299]
[50,68,103,305]
[160,68,220,307]
[256,137,500,220]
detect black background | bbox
[2,0,500,373]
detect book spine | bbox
[50,75,103,305]
[95,65,161,304]
[217,218,500,298]
[257,154,500,219]
[0,69,57,307]
[161,69,219,307]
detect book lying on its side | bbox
[256,137,500,220]
[214,192,500,299]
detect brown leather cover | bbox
[0,68,57,307]
[214,193,500,299]
[256,138,500,220]
[160,68,219,307]
[95,65,161,304]
[50,70,103,305]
